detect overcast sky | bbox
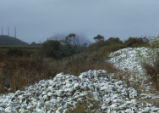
[0,0,159,43]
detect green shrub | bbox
[41,40,63,59]
[88,37,123,52]
[124,37,149,47]
[41,40,84,59]
[105,37,123,45]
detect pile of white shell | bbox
[0,70,159,113]
[108,47,158,83]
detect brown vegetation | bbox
[0,55,51,93]
[143,59,159,89]
[0,36,151,94]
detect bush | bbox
[41,40,63,59]
[142,60,159,89]
[124,37,149,47]
[88,37,123,52]
[41,40,84,59]
[105,37,123,45]
[7,48,32,57]
[142,36,159,88]
[102,43,124,52]
[143,63,158,80]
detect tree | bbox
[65,33,79,46]
[94,34,104,42]
[41,40,62,59]
[64,33,83,55]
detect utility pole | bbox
[14,27,16,38]
[7,27,10,36]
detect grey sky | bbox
[0,0,159,43]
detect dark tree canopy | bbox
[105,37,123,45]
[42,40,62,59]
[124,37,149,47]
[94,35,104,42]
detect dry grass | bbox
[51,54,117,76]
[0,51,117,94]
[0,55,54,93]
[0,43,119,94]
[142,59,159,89]
[0,38,151,95]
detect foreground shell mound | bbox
[0,70,159,113]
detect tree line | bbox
[40,33,150,60]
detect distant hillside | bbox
[0,35,28,46]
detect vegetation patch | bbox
[0,36,153,93]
